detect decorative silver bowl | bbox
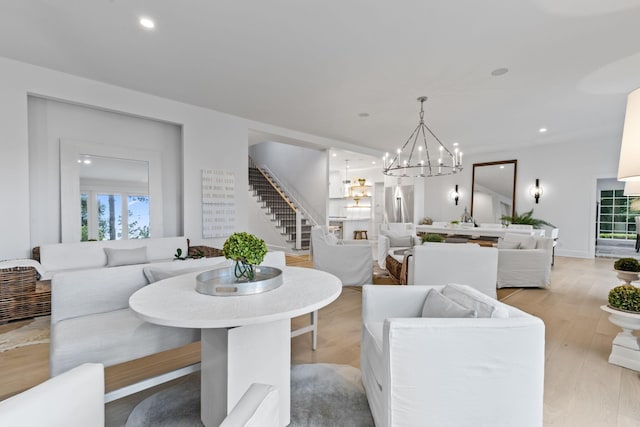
[195,266,283,296]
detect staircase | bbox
[248,157,312,250]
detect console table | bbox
[130,266,342,427]
[416,225,540,238]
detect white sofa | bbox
[377,223,419,269]
[311,226,372,285]
[45,237,232,376]
[407,243,498,298]
[497,234,554,288]
[361,284,545,427]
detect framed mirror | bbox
[471,160,517,224]
[60,139,163,242]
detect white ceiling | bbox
[3,1,640,155]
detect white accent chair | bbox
[361,285,545,427]
[0,363,105,427]
[407,243,498,298]
[497,234,554,288]
[310,226,372,285]
[377,223,419,269]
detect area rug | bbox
[125,363,374,427]
[0,316,50,352]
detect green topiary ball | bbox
[614,258,640,272]
[222,232,268,265]
[608,285,640,312]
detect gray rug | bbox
[125,363,374,427]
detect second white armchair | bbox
[311,226,372,285]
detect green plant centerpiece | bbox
[222,232,268,281]
[608,285,640,313]
[500,209,555,229]
[421,233,445,243]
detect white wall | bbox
[27,97,182,245]
[249,141,328,225]
[0,56,366,260]
[0,57,248,259]
[422,137,621,258]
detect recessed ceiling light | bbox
[453,142,459,147]
[491,67,509,76]
[83,159,92,165]
[539,127,548,133]
[332,153,337,157]
[358,113,370,118]
[77,159,82,164]
[500,165,505,169]
[139,17,155,29]
[372,161,376,165]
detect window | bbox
[598,189,640,240]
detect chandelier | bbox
[382,96,462,177]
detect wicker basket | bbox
[0,267,50,322]
[0,267,37,298]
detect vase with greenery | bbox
[421,233,445,243]
[500,209,555,229]
[222,232,268,281]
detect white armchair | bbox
[377,223,419,269]
[0,362,279,427]
[497,234,554,288]
[0,363,105,427]
[407,243,498,298]
[361,285,545,427]
[311,226,372,285]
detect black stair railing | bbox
[249,157,308,249]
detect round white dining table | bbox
[130,266,342,427]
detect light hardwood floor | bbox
[1,255,639,426]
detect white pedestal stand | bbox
[601,305,640,371]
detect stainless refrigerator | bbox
[384,185,414,224]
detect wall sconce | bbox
[530,178,543,203]
[451,184,460,206]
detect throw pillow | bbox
[497,239,521,249]
[442,284,509,318]
[503,233,537,250]
[144,265,209,283]
[421,289,477,318]
[384,232,414,247]
[104,247,148,267]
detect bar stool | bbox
[353,230,368,240]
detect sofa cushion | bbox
[442,284,509,318]
[50,308,200,375]
[421,289,477,318]
[143,257,230,283]
[497,239,520,250]
[104,247,149,267]
[385,233,414,247]
[503,233,536,250]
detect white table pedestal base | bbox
[201,319,290,427]
[601,305,640,372]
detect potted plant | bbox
[222,232,268,281]
[614,257,640,285]
[421,233,445,243]
[608,285,640,313]
[500,209,555,229]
